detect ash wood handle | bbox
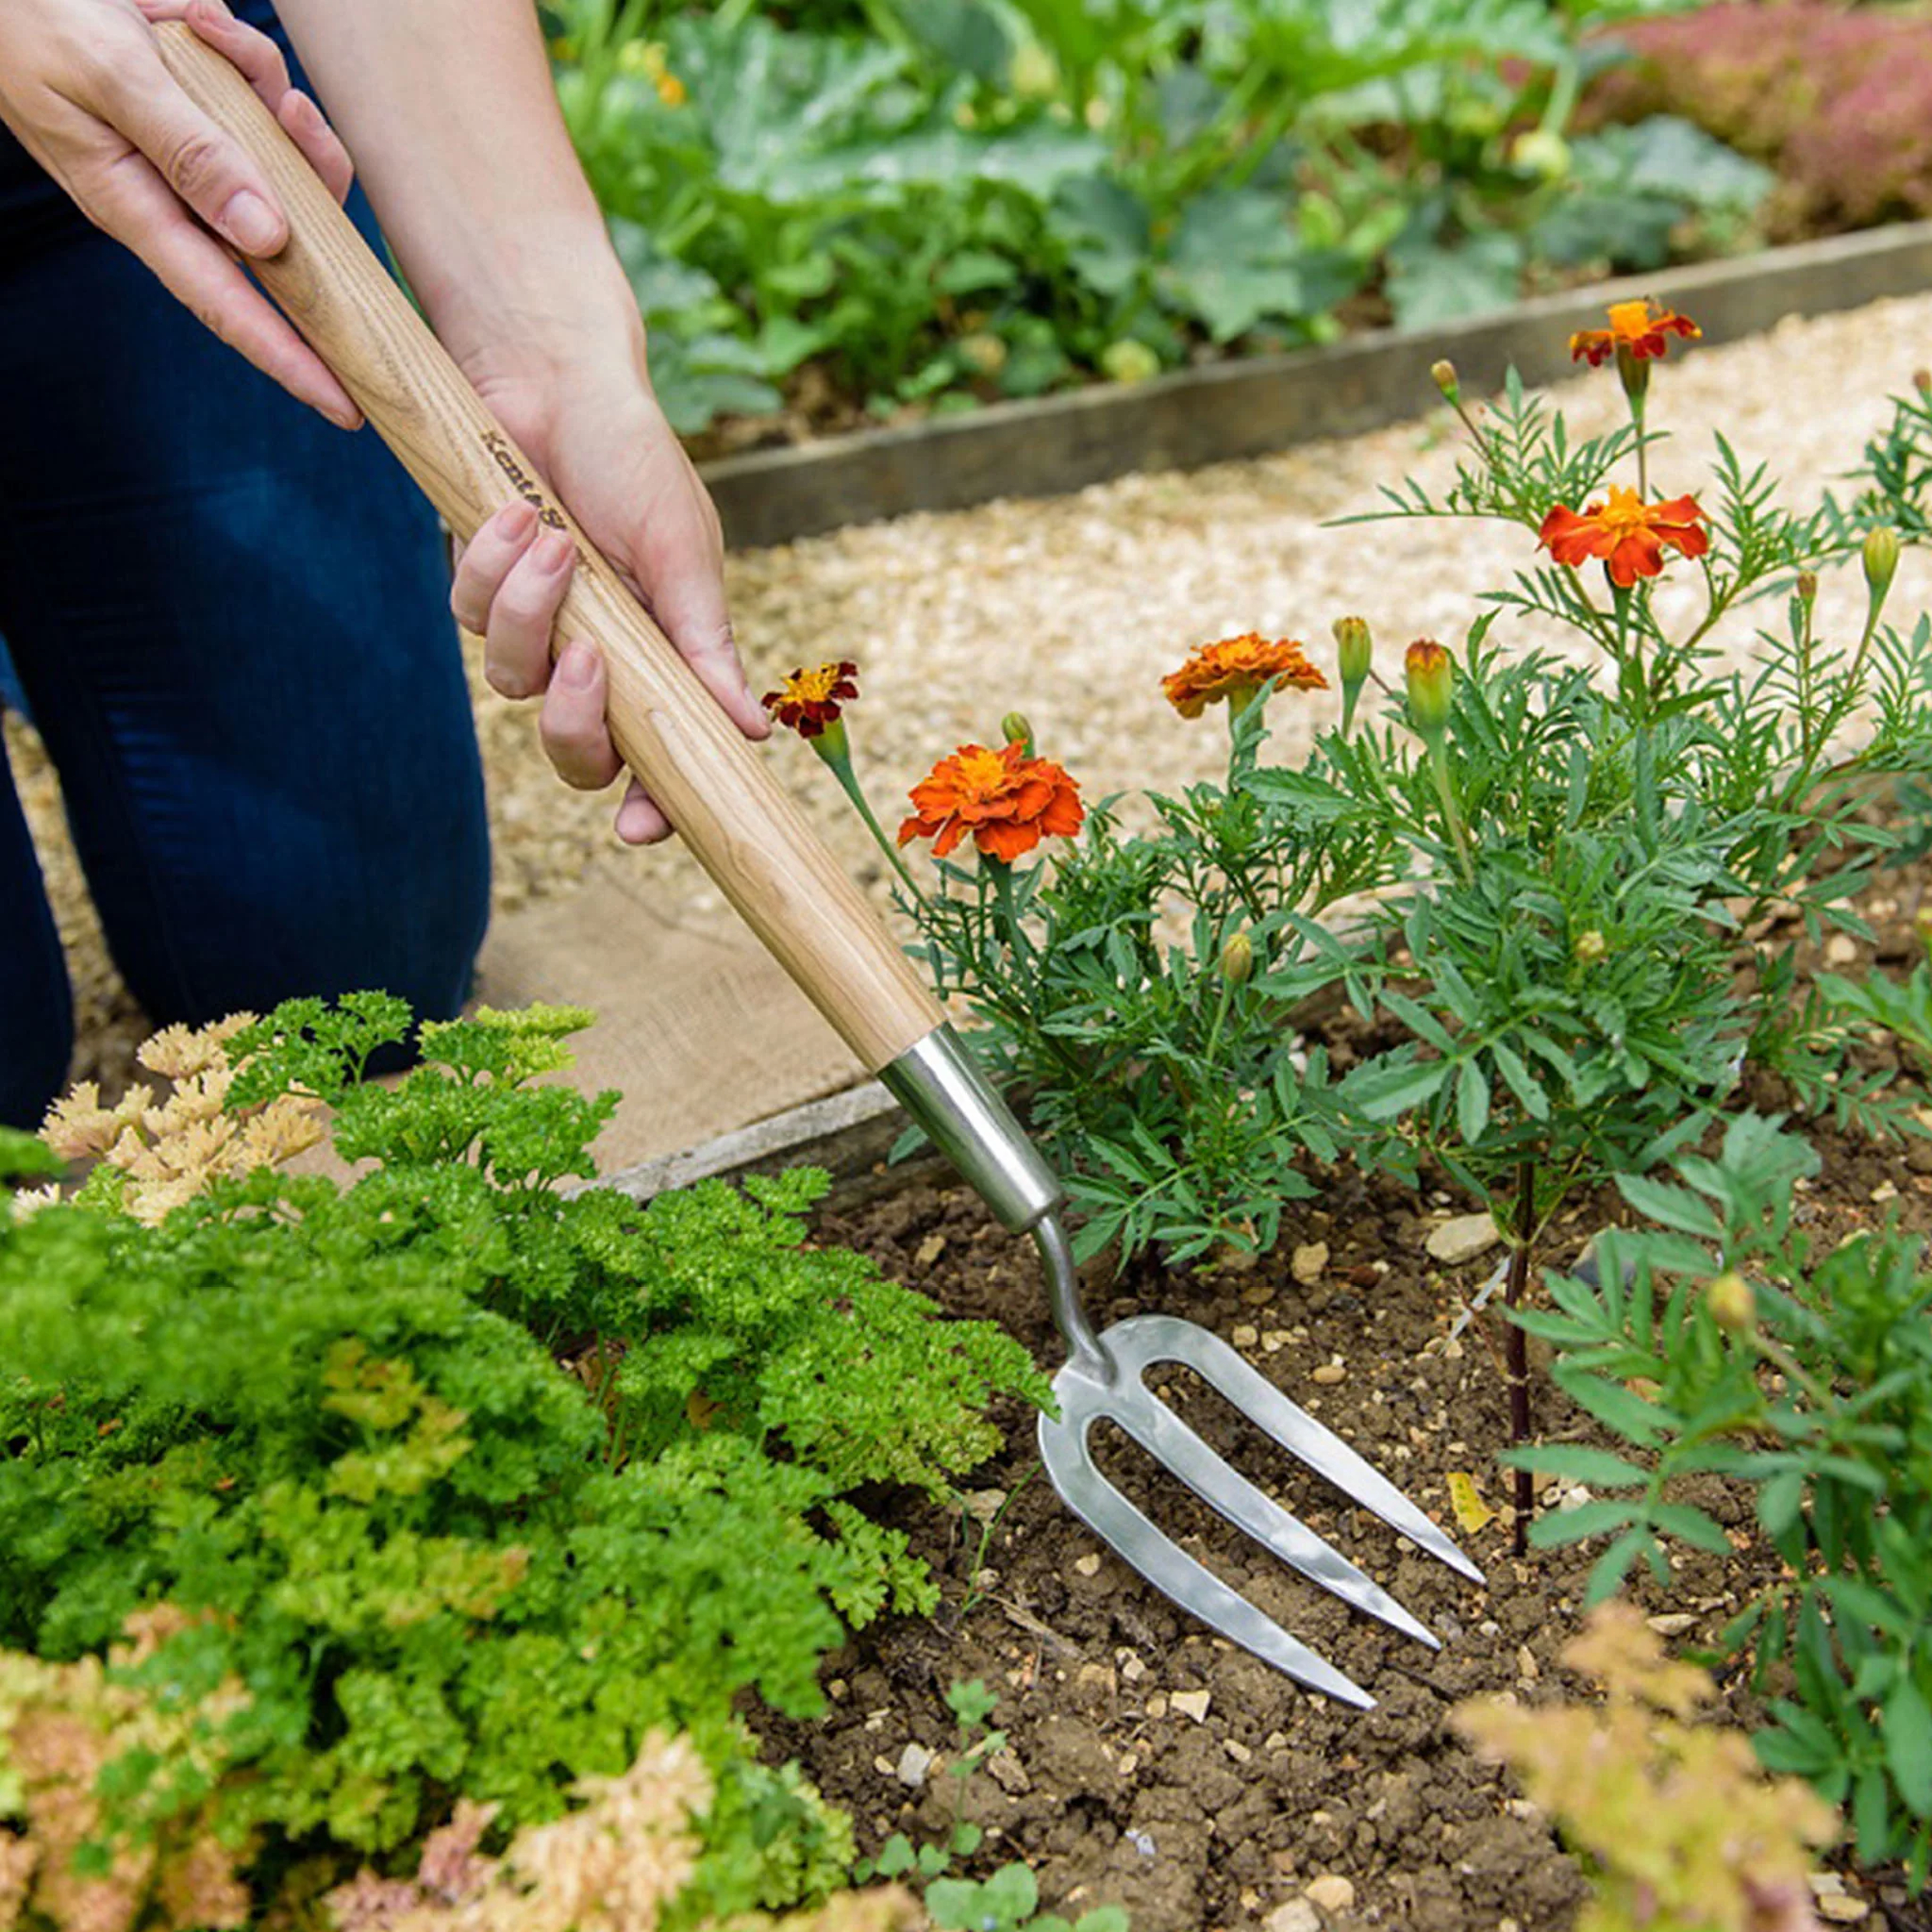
[152,23,944,1073]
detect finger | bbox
[641,503,767,741]
[87,149,360,426]
[93,31,291,260]
[480,527,576,700]
[450,499,541,633]
[615,779,673,847]
[539,643,625,792]
[277,89,353,204]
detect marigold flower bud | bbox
[1705,1271,1756,1334]
[1220,931,1254,985]
[1404,639,1454,739]
[1333,615,1373,688]
[1430,360,1461,404]
[999,711,1035,755]
[1863,525,1902,612]
[1795,571,1817,605]
[1574,929,1606,966]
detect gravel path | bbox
[18,289,1932,1096]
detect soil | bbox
[753,881,1932,1932]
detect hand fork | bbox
[159,24,1479,1705]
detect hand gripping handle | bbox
[152,23,946,1072]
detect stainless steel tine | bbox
[1098,1365,1440,1648]
[1124,1314,1486,1586]
[1039,1405,1377,1708]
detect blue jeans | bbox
[0,7,491,1126]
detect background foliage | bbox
[545,0,1770,434]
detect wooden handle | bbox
[153,23,943,1072]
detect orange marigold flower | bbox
[1539,486,1708,589]
[897,741,1084,863]
[1161,633,1327,719]
[762,660,858,738]
[1568,298,1700,368]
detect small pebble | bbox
[1074,1553,1102,1577]
[1267,1903,1321,1932]
[1225,1738,1253,1764]
[1305,1874,1357,1914]
[1232,1323,1260,1348]
[1817,1899,1870,1923]
[1312,1362,1347,1385]
[1292,1241,1329,1284]
[895,1743,934,1788]
[961,1489,1007,1525]
[1517,1645,1539,1680]
[1426,1211,1501,1265]
[987,1749,1031,1795]
[1172,1688,1212,1722]
[1824,933,1860,966]
[1145,1693,1169,1719]
[1645,1613,1697,1636]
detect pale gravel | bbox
[19,289,1932,1095]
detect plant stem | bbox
[820,741,920,894]
[1507,1160,1537,1557]
[1427,744,1475,883]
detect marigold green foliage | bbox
[0,999,1047,1926]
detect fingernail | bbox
[555,642,597,689]
[535,531,574,572]
[220,189,282,256]
[499,500,538,540]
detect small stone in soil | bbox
[1073,1553,1102,1578]
[962,1488,1007,1525]
[1232,1324,1260,1347]
[1292,1241,1329,1284]
[1171,1688,1212,1722]
[1646,1613,1697,1636]
[1426,1211,1501,1264]
[1312,1362,1346,1384]
[1266,1902,1321,1932]
[1305,1874,1357,1914]
[986,1749,1030,1794]
[895,1742,934,1788]
[1817,1899,1870,1923]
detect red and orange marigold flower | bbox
[1568,298,1700,368]
[762,660,858,738]
[898,741,1084,863]
[1539,486,1709,589]
[1162,633,1327,719]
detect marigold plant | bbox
[897,741,1084,863]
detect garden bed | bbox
[739,873,1932,1932]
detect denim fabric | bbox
[0,5,492,1125]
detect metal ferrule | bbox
[877,1024,1063,1234]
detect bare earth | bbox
[16,290,1932,1096]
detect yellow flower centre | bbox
[954,748,1014,796]
[784,664,845,704]
[1606,299,1655,341]
[1590,485,1652,536]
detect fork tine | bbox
[1038,1403,1377,1708]
[1105,1373,1440,1649]
[1118,1315,1486,1585]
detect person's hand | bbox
[450,349,767,846]
[0,0,361,426]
